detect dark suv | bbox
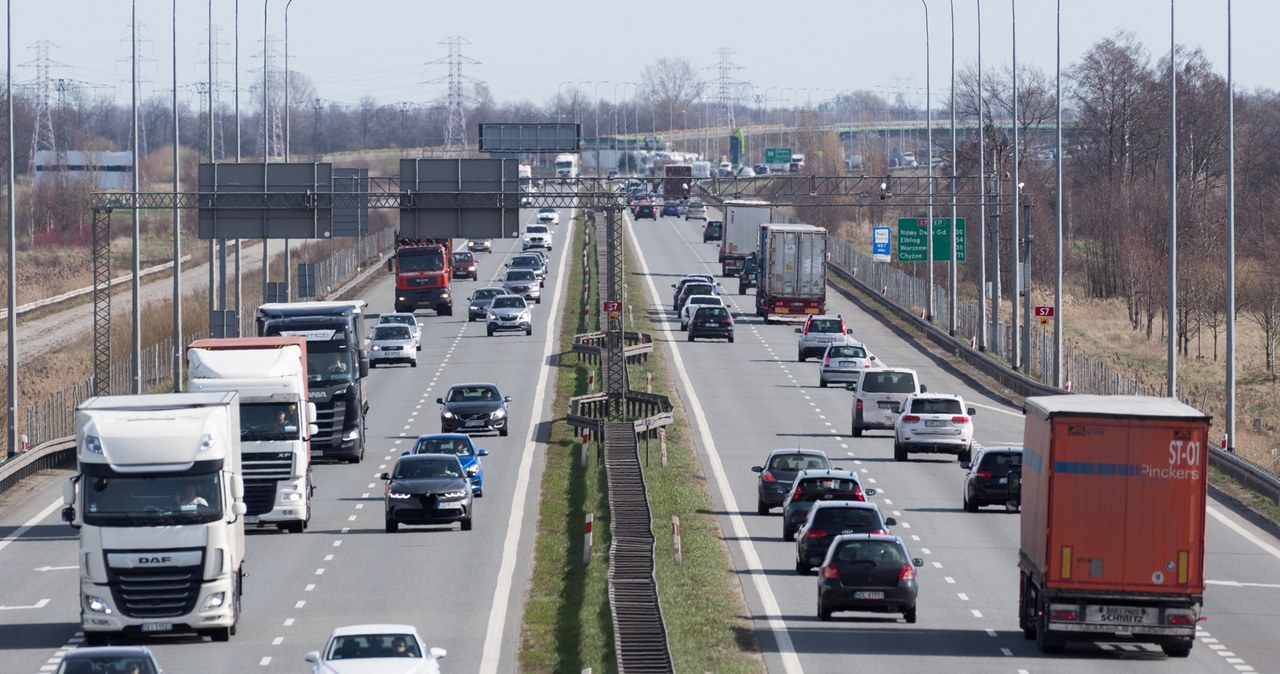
[781,470,875,541]
[703,220,723,242]
[795,500,896,574]
[962,445,1023,512]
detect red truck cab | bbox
[392,238,453,315]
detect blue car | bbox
[660,201,681,217]
[406,433,489,496]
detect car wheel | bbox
[817,600,832,622]
[460,517,473,531]
[535,297,541,304]
[410,361,417,368]
[385,518,398,533]
[964,492,979,513]
[894,441,908,462]
[757,499,769,516]
[468,316,475,322]
[795,558,811,575]
[499,426,509,437]
[475,489,483,498]
[487,327,495,337]
[687,332,695,342]
[797,351,806,362]
[958,446,973,464]
[728,334,734,343]
[526,327,533,336]
[417,343,422,351]
[783,526,795,542]
[819,378,827,388]
[903,606,918,624]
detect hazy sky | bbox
[8,1,1275,113]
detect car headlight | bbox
[471,303,482,310]
[202,592,227,610]
[492,408,506,419]
[371,345,382,351]
[85,594,113,614]
[441,490,468,499]
[488,312,498,320]
[387,491,412,499]
[465,465,479,476]
[519,311,531,321]
[442,410,455,419]
[84,435,104,455]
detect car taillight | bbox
[901,415,921,423]
[975,469,993,479]
[855,399,864,412]
[852,487,865,501]
[761,471,776,483]
[952,415,970,424]
[898,564,916,582]
[804,529,828,539]
[871,528,888,535]
[821,564,840,580]
[823,356,831,367]
[792,486,803,496]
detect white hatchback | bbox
[893,393,976,463]
[818,340,877,388]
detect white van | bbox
[849,367,925,437]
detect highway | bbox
[2,193,1279,673]
[0,201,577,674]
[625,205,1280,673]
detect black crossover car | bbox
[817,534,922,622]
[962,445,1023,511]
[438,383,511,436]
[382,453,474,532]
[751,449,831,515]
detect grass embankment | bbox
[520,216,762,673]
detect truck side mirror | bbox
[63,477,77,506]
[920,385,928,393]
[61,506,77,524]
[232,502,247,517]
[307,423,319,437]
[386,258,394,273]
[359,357,370,378]
[232,475,245,501]
[306,402,318,424]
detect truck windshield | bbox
[309,349,356,384]
[398,250,445,272]
[83,473,223,526]
[241,402,300,441]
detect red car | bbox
[451,251,478,280]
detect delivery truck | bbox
[187,336,318,533]
[62,392,246,644]
[755,223,828,321]
[720,199,772,278]
[1018,395,1209,657]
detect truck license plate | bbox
[1087,605,1155,624]
[244,516,259,524]
[853,591,884,600]
[140,622,174,632]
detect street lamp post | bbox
[593,81,607,176]
[921,0,935,324]
[171,0,182,389]
[263,0,271,307]
[948,0,958,336]
[283,0,295,300]
[977,0,986,351]
[1010,0,1021,371]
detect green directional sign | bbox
[764,147,792,164]
[897,217,966,262]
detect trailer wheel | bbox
[1019,575,1037,639]
[1161,640,1193,658]
[1036,612,1066,654]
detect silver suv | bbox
[486,294,533,337]
[796,315,851,362]
[850,368,925,437]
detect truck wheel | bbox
[1161,640,1193,658]
[1036,613,1066,654]
[394,302,411,313]
[284,520,304,534]
[210,626,232,642]
[1019,574,1037,639]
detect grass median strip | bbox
[520,214,762,673]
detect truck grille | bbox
[106,549,204,619]
[244,480,279,516]
[406,276,441,289]
[313,400,346,441]
[242,452,294,481]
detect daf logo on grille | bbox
[139,556,172,564]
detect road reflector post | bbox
[646,372,652,393]
[659,428,668,468]
[584,513,593,566]
[672,515,682,565]
[587,372,595,393]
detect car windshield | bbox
[799,477,860,493]
[827,345,867,359]
[446,385,500,403]
[372,325,410,340]
[378,315,415,327]
[835,541,904,564]
[687,296,721,307]
[527,226,549,234]
[58,657,159,674]
[808,319,843,333]
[813,508,879,529]
[910,398,962,415]
[394,457,462,480]
[452,253,473,263]
[539,208,555,214]
[491,296,525,309]
[862,372,918,393]
[980,452,1023,468]
[326,633,422,660]
[770,454,829,471]
[506,270,535,281]
[683,284,714,296]
[413,436,475,457]
[473,288,504,300]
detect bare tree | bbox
[638,58,706,130]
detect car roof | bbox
[767,448,828,458]
[810,500,881,512]
[795,468,860,481]
[907,392,962,402]
[977,445,1023,454]
[415,433,472,442]
[330,623,421,637]
[448,382,499,390]
[62,646,157,659]
[830,533,903,545]
[398,452,461,463]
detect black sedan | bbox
[634,203,657,220]
[437,382,511,436]
[382,454,473,532]
[818,534,922,622]
[962,445,1023,512]
[751,448,831,515]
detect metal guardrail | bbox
[825,251,1280,508]
[0,437,75,495]
[572,330,654,366]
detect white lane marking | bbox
[284,618,295,626]
[314,568,325,576]
[347,515,357,521]
[945,576,955,584]
[479,201,574,674]
[332,540,342,547]
[920,547,930,554]
[355,504,364,510]
[628,215,804,674]
[0,498,63,555]
[324,555,334,562]
[1207,505,1280,560]
[932,561,943,569]
[1001,648,1013,656]
[294,601,305,609]
[970,401,1021,417]
[0,597,49,610]
[1207,580,1280,589]
[986,629,997,637]
[272,637,284,646]
[957,593,969,601]
[33,565,76,572]
[259,657,271,666]
[971,609,983,618]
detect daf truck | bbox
[554,153,579,182]
[61,392,246,644]
[720,199,773,278]
[755,223,828,321]
[187,336,318,533]
[1018,395,1209,657]
[257,301,370,463]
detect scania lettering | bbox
[257,301,370,463]
[61,392,246,644]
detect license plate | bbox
[877,401,898,410]
[853,591,884,600]
[997,477,1008,484]
[244,515,259,524]
[465,420,486,427]
[140,623,174,632]
[1086,605,1155,624]
[310,450,323,458]
[436,502,463,510]
[925,419,948,427]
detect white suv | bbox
[893,393,976,463]
[796,315,851,361]
[523,224,552,251]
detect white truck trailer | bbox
[187,336,318,533]
[61,392,246,644]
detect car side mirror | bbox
[794,327,801,334]
[959,461,971,470]
[920,384,928,393]
[401,451,410,456]
[304,651,321,664]
[504,396,512,402]
[885,516,897,526]
[380,472,391,480]
[478,449,490,456]
[751,466,763,473]
[845,329,853,334]
[436,397,445,405]
[844,383,857,391]
[429,647,448,660]
[912,557,925,567]
[967,407,976,416]
[864,487,877,496]
[869,355,877,361]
